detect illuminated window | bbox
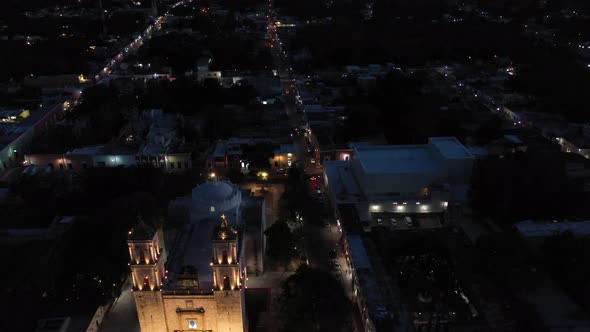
[210,206,215,212]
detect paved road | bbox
[98,277,139,332]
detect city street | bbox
[266,0,356,311]
[98,277,139,332]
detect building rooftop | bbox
[347,235,371,269]
[213,142,227,157]
[355,145,438,175]
[428,137,473,159]
[178,218,217,286]
[515,220,590,238]
[192,180,240,204]
[324,161,364,203]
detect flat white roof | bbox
[428,137,473,159]
[324,161,364,203]
[354,137,473,175]
[348,235,371,269]
[355,145,438,174]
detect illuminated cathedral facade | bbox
[128,215,247,332]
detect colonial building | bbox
[128,215,247,332]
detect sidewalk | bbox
[98,276,140,332]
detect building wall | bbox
[24,152,193,172]
[133,291,168,332]
[269,152,296,169]
[214,289,247,332]
[162,295,219,332]
[164,154,193,172]
[93,154,137,168]
[0,127,34,171]
[559,138,590,159]
[134,290,247,332]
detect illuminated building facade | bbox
[128,215,247,332]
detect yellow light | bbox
[287,153,292,157]
[209,172,216,178]
[257,171,269,180]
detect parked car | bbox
[390,218,397,227]
[405,216,413,227]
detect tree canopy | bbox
[264,219,294,265]
[278,266,351,332]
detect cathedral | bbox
[128,214,247,332]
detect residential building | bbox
[0,101,70,172]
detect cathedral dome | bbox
[191,180,241,215]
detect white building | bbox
[324,137,474,225]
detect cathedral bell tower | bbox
[212,214,247,331]
[128,216,167,332]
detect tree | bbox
[470,152,590,225]
[540,232,590,311]
[278,266,351,332]
[264,219,294,265]
[472,115,504,145]
[474,232,531,286]
[242,143,275,171]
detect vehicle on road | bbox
[376,218,383,225]
[390,218,397,227]
[405,216,413,227]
